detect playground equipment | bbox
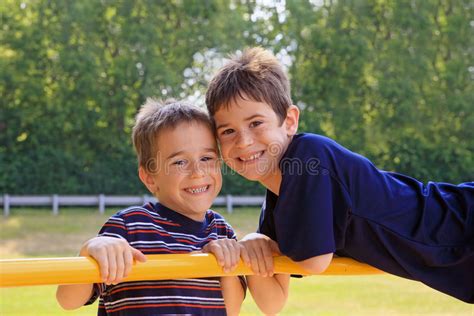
[0,254,383,287]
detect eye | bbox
[172,159,187,166]
[250,120,263,128]
[201,153,218,162]
[221,128,234,136]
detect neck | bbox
[260,135,294,195]
[260,170,282,196]
[183,212,206,222]
[158,201,206,222]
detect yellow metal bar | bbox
[0,254,383,287]
[323,257,383,275]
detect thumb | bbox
[131,247,147,262]
[269,240,281,256]
[201,243,210,253]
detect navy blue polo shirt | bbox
[259,133,474,303]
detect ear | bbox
[138,166,159,195]
[284,105,299,136]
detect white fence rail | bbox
[1,194,265,217]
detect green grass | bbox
[1,207,473,315]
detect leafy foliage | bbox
[287,0,473,182]
[1,0,472,195]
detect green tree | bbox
[1,0,472,196]
[1,0,262,194]
[287,0,473,182]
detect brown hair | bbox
[132,98,214,172]
[205,47,292,123]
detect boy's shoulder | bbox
[285,132,370,175]
[292,132,337,146]
[207,209,237,240]
[110,204,172,225]
[206,209,230,224]
[110,205,233,231]
[114,204,155,218]
[206,209,235,231]
[287,133,346,159]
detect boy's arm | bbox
[56,284,94,310]
[239,233,335,314]
[220,276,245,316]
[296,252,333,274]
[238,233,291,314]
[56,239,100,310]
[246,274,290,315]
[56,236,146,310]
[201,239,245,315]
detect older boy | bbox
[205,46,474,309]
[56,99,245,315]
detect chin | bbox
[239,172,264,182]
[197,200,214,211]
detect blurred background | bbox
[1,0,473,315]
[1,0,473,196]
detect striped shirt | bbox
[86,202,243,316]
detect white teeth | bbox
[185,186,208,194]
[241,151,263,162]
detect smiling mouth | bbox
[184,185,210,194]
[239,151,264,162]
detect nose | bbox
[190,161,205,178]
[236,130,254,149]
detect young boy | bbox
[56,99,245,315]
[205,47,474,306]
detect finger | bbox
[106,250,117,285]
[219,242,232,273]
[123,248,133,279]
[261,241,274,276]
[210,243,225,268]
[255,245,269,277]
[239,244,251,267]
[229,241,240,269]
[247,246,261,276]
[113,251,125,284]
[96,249,109,283]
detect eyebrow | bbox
[166,148,217,160]
[216,114,264,130]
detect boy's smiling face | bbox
[139,121,222,221]
[214,96,299,192]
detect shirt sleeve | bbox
[84,283,107,306]
[225,222,238,240]
[84,212,129,305]
[97,212,128,239]
[274,161,338,261]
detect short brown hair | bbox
[132,98,214,172]
[205,47,292,123]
